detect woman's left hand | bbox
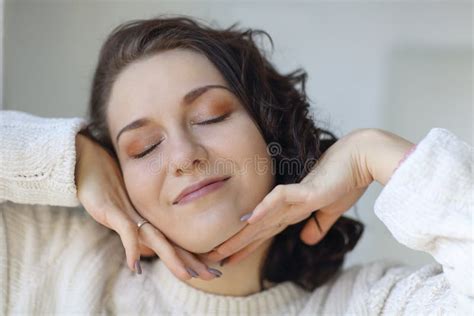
[198,129,383,266]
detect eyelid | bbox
[195,112,231,125]
[131,112,230,160]
[131,138,164,159]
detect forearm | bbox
[362,129,416,186]
[0,110,87,206]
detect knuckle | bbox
[275,186,288,203]
[301,186,313,203]
[274,184,285,195]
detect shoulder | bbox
[345,259,456,314]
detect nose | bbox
[168,129,208,177]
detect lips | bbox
[173,175,231,205]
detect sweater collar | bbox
[150,259,310,315]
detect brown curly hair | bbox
[82,15,364,292]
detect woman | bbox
[0,16,472,315]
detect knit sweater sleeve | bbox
[365,128,473,314]
[0,110,87,207]
[0,111,125,314]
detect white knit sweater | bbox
[0,110,472,315]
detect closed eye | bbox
[196,112,231,125]
[131,113,230,160]
[132,139,163,159]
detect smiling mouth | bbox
[174,177,231,205]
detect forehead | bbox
[106,49,228,137]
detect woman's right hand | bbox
[74,133,219,281]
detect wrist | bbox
[392,144,417,174]
[361,129,415,186]
[75,133,90,186]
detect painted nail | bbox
[185,267,199,278]
[207,267,223,278]
[135,259,142,275]
[240,211,253,222]
[219,258,228,267]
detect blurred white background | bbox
[1,0,472,269]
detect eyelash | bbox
[131,113,230,160]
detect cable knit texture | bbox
[0,110,472,315]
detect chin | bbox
[162,199,251,254]
[176,242,215,255]
[203,223,248,254]
[176,220,246,255]
[165,231,220,254]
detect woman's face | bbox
[106,48,275,253]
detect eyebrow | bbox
[115,84,232,144]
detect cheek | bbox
[122,165,164,216]
[224,118,272,177]
[217,117,275,204]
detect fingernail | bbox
[240,211,253,222]
[219,258,228,267]
[135,259,142,275]
[185,267,199,278]
[207,267,223,278]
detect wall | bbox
[0,0,3,109]
[3,0,473,269]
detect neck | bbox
[186,237,275,296]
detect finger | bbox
[247,184,310,224]
[174,247,222,280]
[138,240,157,257]
[300,187,367,246]
[205,225,261,263]
[84,202,142,272]
[300,210,340,245]
[320,187,367,217]
[224,238,267,266]
[118,224,141,273]
[300,213,321,245]
[102,206,141,273]
[198,248,226,264]
[198,249,220,263]
[140,225,193,281]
